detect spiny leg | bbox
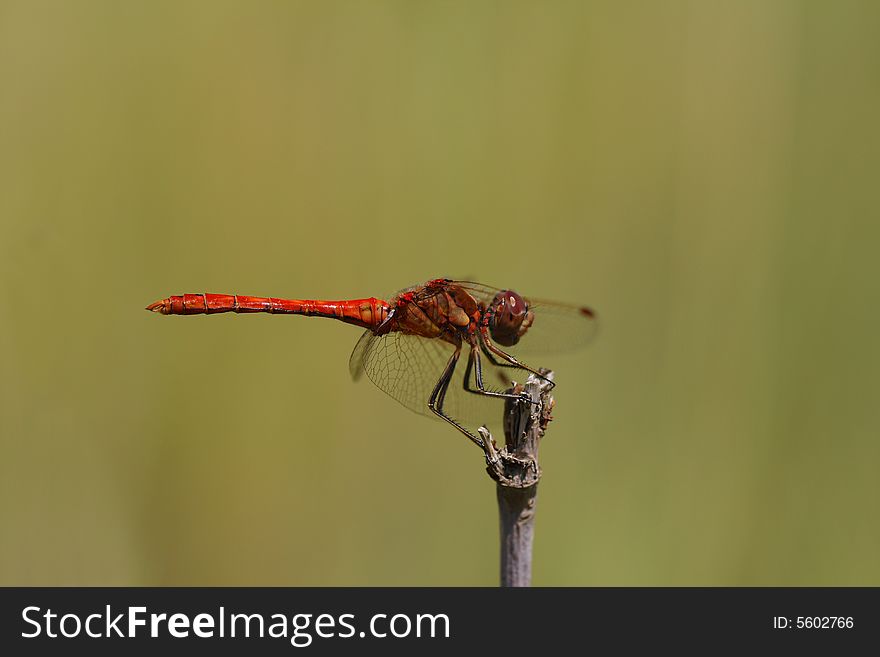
[463,342,532,403]
[478,340,527,387]
[480,340,519,369]
[478,325,555,389]
[428,343,483,449]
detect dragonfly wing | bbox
[349,331,453,419]
[454,281,599,356]
[348,329,373,382]
[511,299,598,356]
[348,331,519,428]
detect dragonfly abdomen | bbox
[146,293,389,329]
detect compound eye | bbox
[489,290,529,346]
[505,292,525,316]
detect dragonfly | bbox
[146,278,597,449]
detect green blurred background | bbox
[1,0,878,586]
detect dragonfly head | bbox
[488,290,534,346]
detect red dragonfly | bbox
[147,278,597,449]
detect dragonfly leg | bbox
[479,340,521,370]
[428,343,484,449]
[464,343,532,403]
[478,326,555,390]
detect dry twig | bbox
[479,370,554,587]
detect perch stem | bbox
[481,370,554,587]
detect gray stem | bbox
[480,370,554,587]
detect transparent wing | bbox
[348,330,518,428]
[348,329,375,383]
[451,280,505,304]
[513,299,598,356]
[453,281,599,356]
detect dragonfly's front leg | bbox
[478,325,555,390]
[463,342,534,403]
[480,341,519,370]
[428,342,484,449]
